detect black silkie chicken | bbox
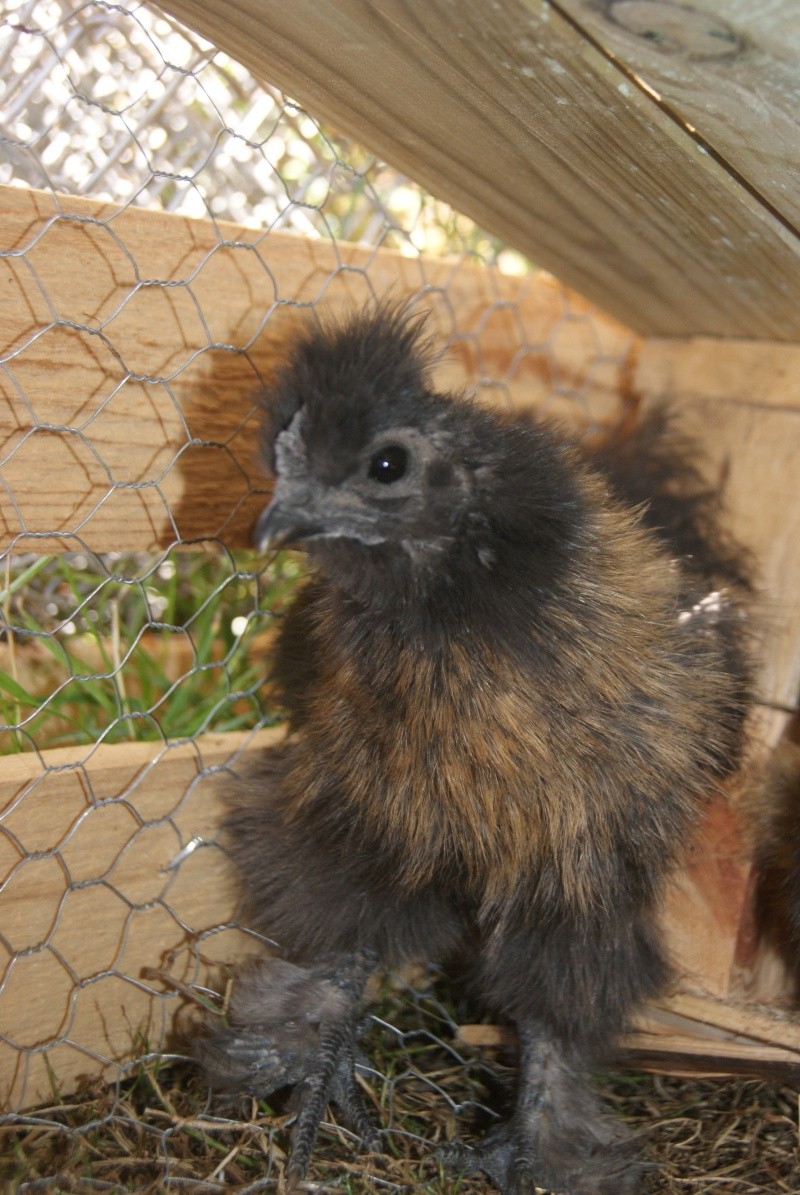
[197,302,751,1193]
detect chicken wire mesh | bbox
[0,0,648,1186]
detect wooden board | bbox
[459,990,800,1079]
[153,0,800,339]
[0,729,282,1109]
[557,1,800,232]
[634,338,800,1006]
[3,727,800,1109]
[635,338,800,723]
[0,183,635,555]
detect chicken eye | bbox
[368,444,409,484]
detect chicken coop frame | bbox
[3,0,800,1111]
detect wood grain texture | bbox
[2,728,798,1108]
[460,990,800,1078]
[153,0,800,338]
[0,729,282,1108]
[0,183,635,555]
[635,336,800,1007]
[461,987,800,1052]
[659,789,753,1001]
[635,338,800,722]
[557,1,800,232]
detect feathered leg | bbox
[284,952,382,1190]
[441,904,666,1195]
[445,1022,643,1194]
[195,949,380,1186]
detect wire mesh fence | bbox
[6,3,795,1192]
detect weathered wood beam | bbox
[557,1,800,234]
[153,0,800,339]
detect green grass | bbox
[0,547,304,754]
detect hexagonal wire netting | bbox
[0,1,637,1187]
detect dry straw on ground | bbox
[2,975,798,1194]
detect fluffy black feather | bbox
[196,300,753,1194]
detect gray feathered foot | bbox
[440,1024,647,1195]
[441,1119,645,1195]
[193,950,380,1189]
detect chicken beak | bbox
[252,498,321,552]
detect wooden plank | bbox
[634,337,800,1008]
[0,728,283,1109]
[459,991,800,1079]
[153,0,800,339]
[3,727,799,1108]
[0,183,635,556]
[663,990,800,1053]
[635,339,800,722]
[636,336,800,413]
[634,337,800,1003]
[659,788,753,1001]
[557,1,800,232]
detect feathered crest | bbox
[259,298,439,471]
